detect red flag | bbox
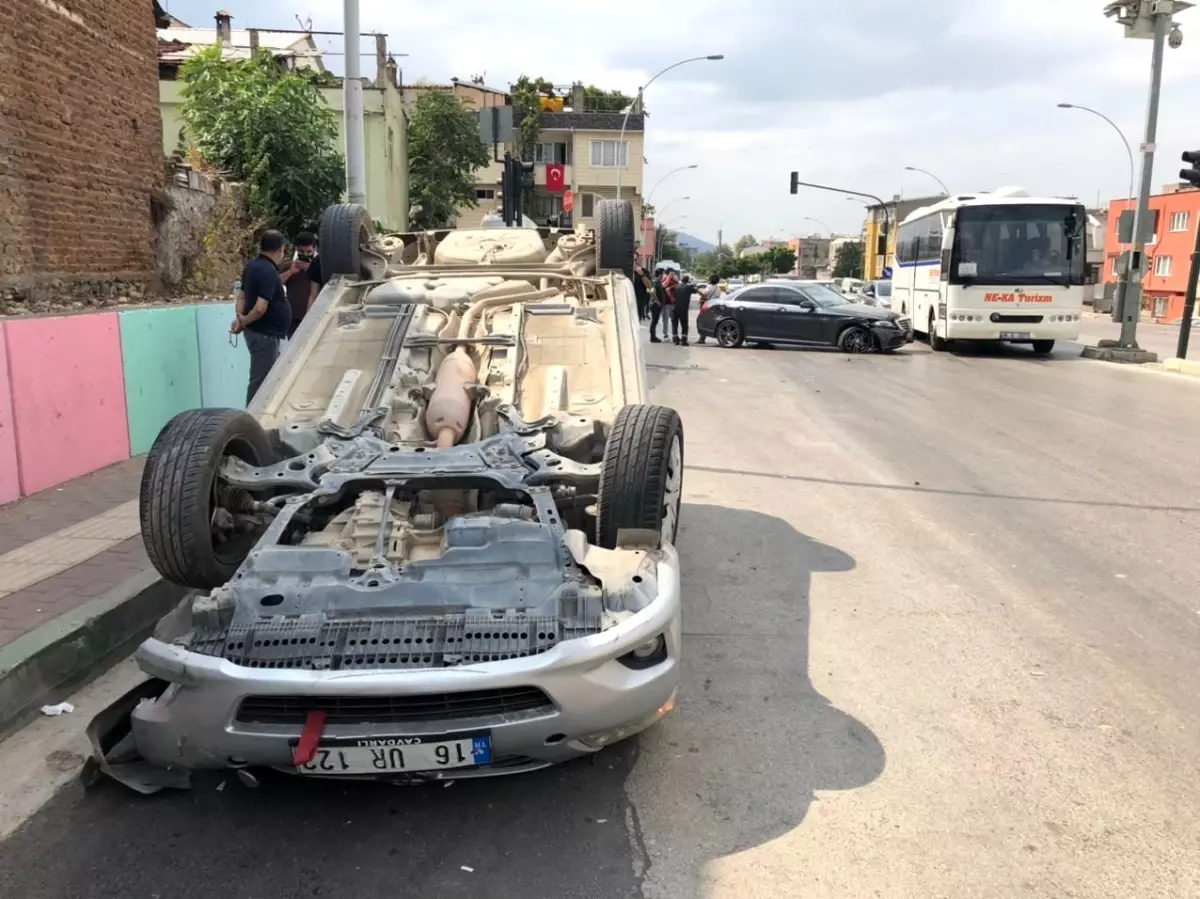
[562,190,574,213]
[545,163,566,193]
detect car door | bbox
[790,287,843,344]
[730,286,776,338]
[771,286,825,342]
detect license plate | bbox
[999,331,1032,340]
[296,734,492,776]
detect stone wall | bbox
[0,0,163,300]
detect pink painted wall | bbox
[0,323,19,504]
[6,313,131,495]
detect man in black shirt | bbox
[671,274,698,346]
[282,231,325,338]
[232,230,291,405]
[632,259,651,321]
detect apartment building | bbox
[1104,184,1200,321]
[861,194,945,279]
[414,81,646,233]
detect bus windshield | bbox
[951,204,1086,286]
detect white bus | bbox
[892,187,1088,355]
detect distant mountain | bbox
[675,232,714,253]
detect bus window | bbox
[951,205,1085,286]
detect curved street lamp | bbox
[1056,103,1135,204]
[647,164,699,203]
[656,196,691,218]
[903,165,950,196]
[616,55,724,198]
[803,216,831,234]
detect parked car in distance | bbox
[858,280,893,309]
[839,277,864,296]
[696,281,913,353]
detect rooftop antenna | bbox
[295,14,313,32]
[470,72,486,85]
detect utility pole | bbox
[343,0,366,206]
[1175,149,1200,358]
[1102,0,1192,350]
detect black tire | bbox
[929,314,948,352]
[596,199,636,279]
[139,408,276,589]
[715,318,744,348]
[319,203,373,278]
[1031,339,1055,355]
[838,325,872,354]
[596,405,684,549]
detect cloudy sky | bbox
[166,0,1200,245]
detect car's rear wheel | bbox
[139,408,276,589]
[838,325,872,354]
[1032,339,1055,355]
[319,203,373,278]
[596,405,684,549]
[715,319,744,348]
[596,199,636,279]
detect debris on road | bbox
[39,702,74,716]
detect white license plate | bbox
[296,734,492,776]
[999,331,1032,340]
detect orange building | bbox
[1105,186,1200,322]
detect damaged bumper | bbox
[100,546,681,787]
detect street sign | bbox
[562,190,574,213]
[882,266,893,278]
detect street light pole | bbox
[803,217,831,234]
[903,165,950,196]
[656,196,690,218]
[343,0,366,206]
[1102,0,1192,350]
[647,165,698,204]
[1057,102,1135,323]
[616,55,723,199]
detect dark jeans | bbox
[635,290,649,320]
[245,330,281,406]
[670,298,691,339]
[288,318,303,339]
[649,302,664,339]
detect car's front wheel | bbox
[139,408,277,589]
[596,405,684,549]
[838,325,873,354]
[715,319,744,348]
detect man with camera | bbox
[281,231,325,339]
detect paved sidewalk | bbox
[0,459,147,648]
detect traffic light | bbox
[1182,149,1200,188]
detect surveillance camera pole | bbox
[1106,0,1193,350]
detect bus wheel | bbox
[929,315,948,352]
[1032,340,1055,355]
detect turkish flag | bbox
[545,163,566,194]
[562,190,574,213]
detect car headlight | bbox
[873,319,899,328]
[618,634,668,670]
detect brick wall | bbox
[0,0,162,294]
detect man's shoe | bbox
[681,337,689,346]
[650,336,662,343]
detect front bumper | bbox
[874,324,911,350]
[943,318,1081,342]
[126,546,682,779]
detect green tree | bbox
[833,241,864,278]
[511,75,555,218]
[583,85,636,112]
[656,227,683,262]
[407,90,492,229]
[733,234,759,254]
[180,45,345,238]
[761,246,797,274]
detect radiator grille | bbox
[236,687,554,726]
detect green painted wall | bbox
[119,306,203,455]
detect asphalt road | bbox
[2,330,1199,898]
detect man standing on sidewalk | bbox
[281,231,325,339]
[232,230,291,405]
[649,267,669,342]
[671,274,698,345]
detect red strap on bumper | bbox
[292,709,327,767]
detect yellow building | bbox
[407,82,646,231]
[157,15,409,230]
[862,194,946,279]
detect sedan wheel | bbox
[838,325,873,354]
[715,319,744,348]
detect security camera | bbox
[1168,25,1183,49]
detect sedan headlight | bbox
[872,319,899,329]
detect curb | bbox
[0,568,186,741]
[1163,357,1200,378]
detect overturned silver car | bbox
[90,200,685,791]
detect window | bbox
[475,188,496,201]
[896,213,942,265]
[1111,256,1119,276]
[951,204,1086,285]
[1170,210,1190,232]
[534,194,564,220]
[1153,296,1169,318]
[589,140,628,168]
[580,193,595,217]
[532,141,570,164]
[1154,255,1172,277]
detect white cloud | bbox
[175,0,1200,243]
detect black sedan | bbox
[696,281,913,353]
